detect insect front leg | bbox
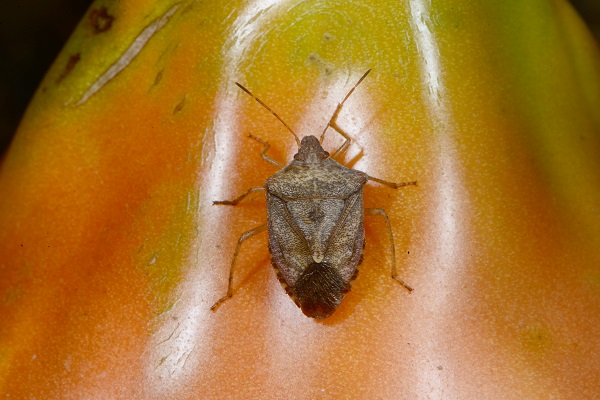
[213,187,265,206]
[319,69,372,159]
[365,208,413,292]
[211,223,268,312]
[323,103,352,159]
[248,134,284,167]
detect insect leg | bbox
[213,187,265,205]
[327,107,352,159]
[211,223,268,312]
[368,176,418,189]
[248,134,284,167]
[365,208,413,292]
[320,69,372,157]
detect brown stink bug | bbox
[211,70,417,319]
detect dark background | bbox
[1,0,599,156]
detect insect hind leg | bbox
[368,176,418,189]
[211,223,268,312]
[365,207,413,292]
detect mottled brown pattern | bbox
[266,136,367,318]
[294,262,350,318]
[211,71,415,318]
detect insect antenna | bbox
[235,82,301,147]
[320,69,372,144]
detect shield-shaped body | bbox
[211,70,415,319]
[265,135,368,318]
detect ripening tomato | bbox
[1,0,599,398]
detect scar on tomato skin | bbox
[308,52,333,75]
[76,4,181,106]
[89,7,114,34]
[153,70,164,87]
[323,32,334,41]
[173,95,187,114]
[56,53,81,83]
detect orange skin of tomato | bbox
[1,0,600,398]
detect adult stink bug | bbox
[212,70,417,319]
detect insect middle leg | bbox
[365,207,413,292]
[213,187,265,205]
[368,176,418,189]
[211,223,268,311]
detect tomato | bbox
[1,0,599,398]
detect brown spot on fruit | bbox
[89,7,114,34]
[56,54,81,83]
[153,70,164,87]
[173,95,187,114]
